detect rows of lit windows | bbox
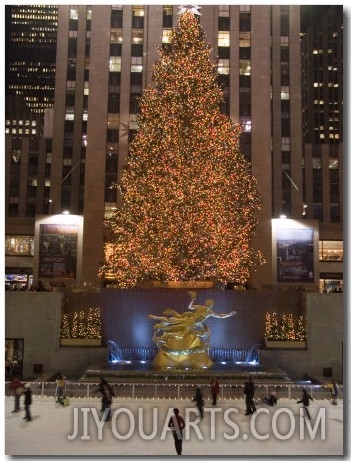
[6,128,37,135]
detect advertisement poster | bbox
[39,224,78,278]
[276,228,314,282]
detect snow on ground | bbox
[4,395,345,460]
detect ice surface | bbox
[4,395,345,460]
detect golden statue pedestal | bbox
[153,349,213,369]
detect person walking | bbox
[244,377,256,415]
[23,383,32,421]
[210,377,220,405]
[330,380,339,405]
[192,386,204,419]
[297,388,313,420]
[9,377,24,413]
[168,408,185,455]
[93,377,115,421]
[55,372,66,405]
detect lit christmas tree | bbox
[265,311,280,341]
[60,313,70,339]
[71,312,79,338]
[77,311,87,339]
[100,9,264,288]
[295,315,307,341]
[86,307,103,339]
[286,313,296,340]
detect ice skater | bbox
[23,383,32,421]
[93,377,115,421]
[192,386,204,419]
[297,388,313,420]
[168,408,185,455]
[9,377,24,413]
[244,377,256,415]
[210,377,220,405]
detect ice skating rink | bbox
[4,396,345,460]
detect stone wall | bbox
[5,292,107,379]
[260,293,343,382]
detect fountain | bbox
[106,340,129,364]
[245,344,261,364]
[78,292,290,382]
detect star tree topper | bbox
[178,5,202,16]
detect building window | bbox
[110,43,122,56]
[312,158,322,169]
[111,8,123,28]
[312,203,323,221]
[218,16,230,30]
[239,12,251,32]
[281,118,290,137]
[131,57,143,73]
[281,46,289,63]
[218,47,230,59]
[107,129,119,143]
[5,235,34,256]
[70,7,79,21]
[218,31,230,47]
[111,29,123,43]
[132,6,144,28]
[319,240,343,261]
[281,86,290,100]
[106,152,118,174]
[26,204,36,217]
[280,6,289,36]
[220,96,230,116]
[130,93,141,114]
[109,72,121,87]
[239,60,251,76]
[131,44,143,57]
[313,169,323,202]
[162,29,172,44]
[329,169,340,202]
[132,29,144,45]
[163,6,173,27]
[8,204,19,217]
[68,38,78,57]
[330,204,340,223]
[109,57,121,72]
[219,5,230,16]
[108,93,120,113]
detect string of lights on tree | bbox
[100,9,265,288]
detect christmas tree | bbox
[100,9,264,288]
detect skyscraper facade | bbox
[5,5,343,292]
[5,5,58,114]
[301,5,343,292]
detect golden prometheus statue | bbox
[148,291,236,369]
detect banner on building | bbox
[276,228,314,283]
[39,224,78,278]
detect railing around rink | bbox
[4,381,343,402]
